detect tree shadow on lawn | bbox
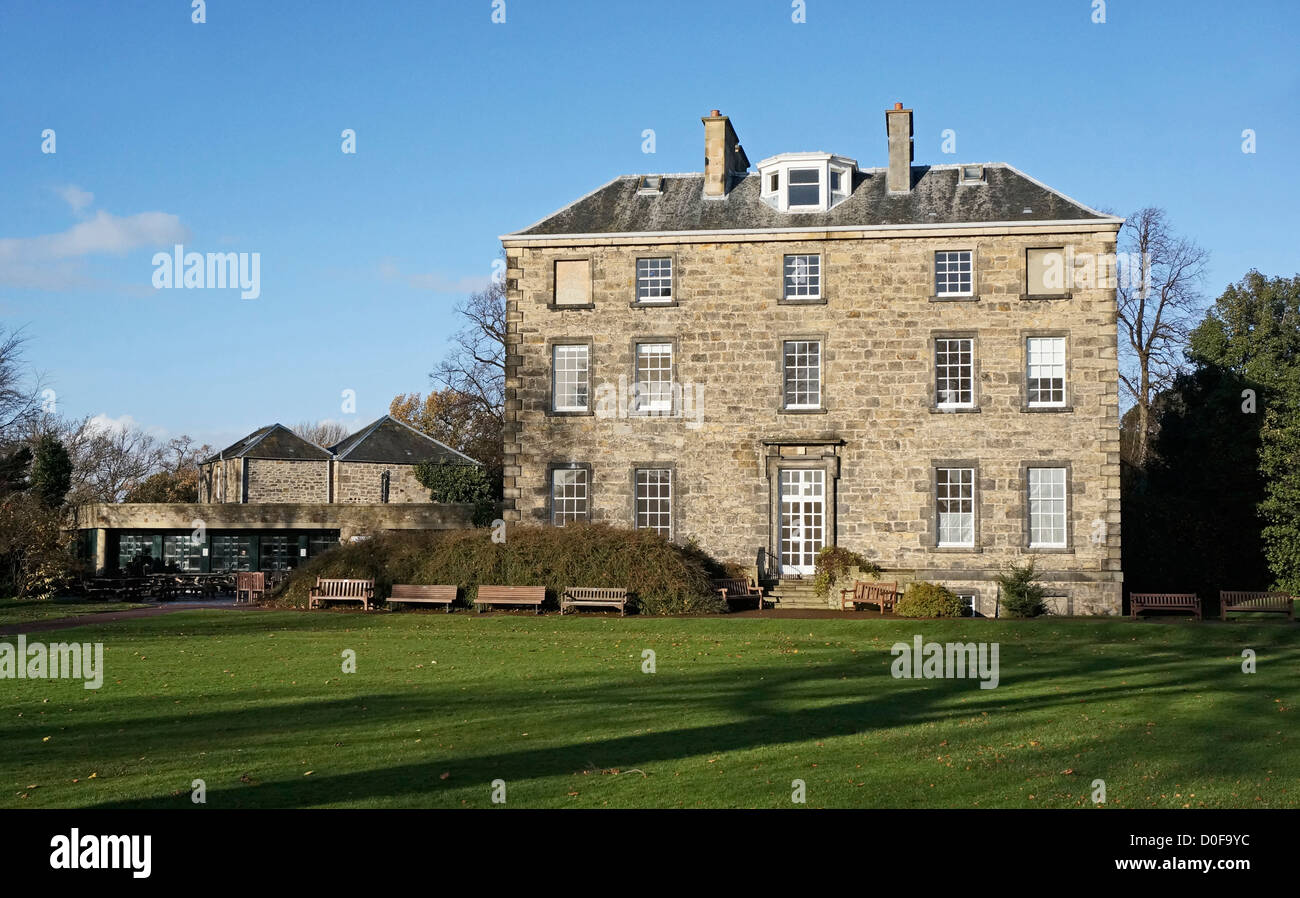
[61,635,1300,809]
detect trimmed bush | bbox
[996,559,1048,618]
[894,581,964,618]
[273,522,728,614]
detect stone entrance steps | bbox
[765,578,829,610]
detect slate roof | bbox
[507,164,1116,237]
[328,416,479,466]
[202,424,332,464]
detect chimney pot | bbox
[894,102,903,110]
[710,109,721,117]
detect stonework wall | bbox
[503,224,1124,614]
[333,462,428,504]
[244,459,330,503]
[198,459,243,503]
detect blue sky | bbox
[1,0,1296,449]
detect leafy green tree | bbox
[1187,271,1300,592]
[30,434,72,508]
[0,446,32,495]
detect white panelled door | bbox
[779,469,825,575]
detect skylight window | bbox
[637,175,663,195]
[959,165,985,185]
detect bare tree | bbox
[0,327,43,442]
[1116,207,1209,467]
[292,420,351,449]
[432,280,505,430]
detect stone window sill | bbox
[928,294,982,303]
[930,406,981,414]
[779,407,829,415]
[928,546,984,554]
[547,302,595,311]
[629,300,680,309]
[1019,292,1072,301]
[778,297,828,306]
[1020,405,1074,414]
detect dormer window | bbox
[757,152,856,213]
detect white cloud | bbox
[379,257,491,294]
[0,209,188,290]
[86,413,167,440]
[56,184,94,214]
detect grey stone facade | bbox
[501,107,1124,615]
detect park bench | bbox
[388,584,458,612]
[560,587,629,616]
[235,572,266,604]
[1219,590,1296,621]
[309,578,376,611]
[711,578,765,611]
[475,585,546,614]
[841,580,899,614]
[1130,592,1201,621]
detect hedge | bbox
[272,522,732,614]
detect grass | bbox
[0,597,147,627]
[0,609,1296,809]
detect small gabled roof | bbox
[328,415,480,466]
[202,424,332,464]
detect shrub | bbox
[273,522,728,614]
[995,559,1048,618]
[894,581,965,618]
[414,461,497,526]
[0,493,78,598]
[812,546,880,597]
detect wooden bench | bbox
[475,585,546,614]
[711,578,764,611]
[560,587,628,616]
[235,571,265,605]
[1130,592,1201,620]
[1220,590,1296,621]
[841,580,899,614]
[388,584,457,612]
[309,578,376,611]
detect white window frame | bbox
[934,250,974,297]
[934,337,975,409]
[782,340,822,410]
[786,167,822,209]
[1028,467,1068,548]
[634,342,674,413]
[551,468,588,526]
[783,254,822,301]
[635,257,673,304]
[552,344,590,413]
[936,467,975,548]
[634,468,672,538]
[1026,336,1067,408]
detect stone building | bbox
[81,416,479,575]
[198,416,474,505]
[500,105,1124,615]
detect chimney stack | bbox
[885,102,914,194]
[702,110,749,198]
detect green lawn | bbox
[0,598,147,627]
[1,610,1296,808]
